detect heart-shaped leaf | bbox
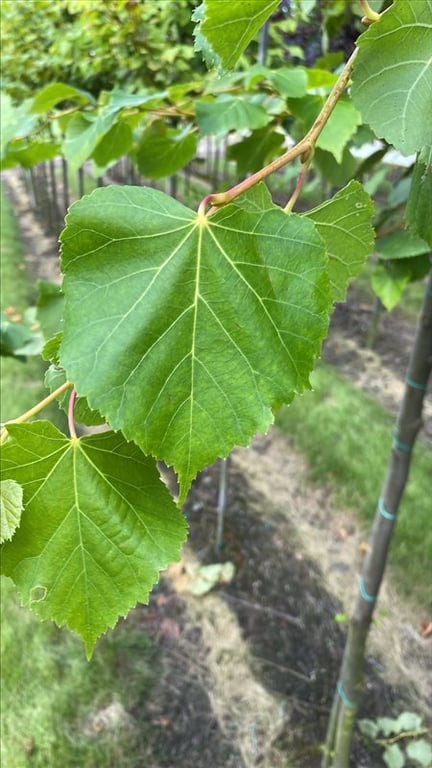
[1,422,187,656]
[59,185,332,500]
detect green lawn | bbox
[277,363,432,607]
[1,579,157,768]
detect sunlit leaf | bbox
[193,0,279,70]
[0,479,23,543]
[305,180,374,302]
[406,738,432,767]
[30,82,94,113]
[59,184,332,501]
[1,422,187,656]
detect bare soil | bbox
[3,170,431,767]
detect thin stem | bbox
[284,155,313,213]
[204,48,358,215]
[68,390,78,439]
[360,0,381,22]
[0,381,73,444]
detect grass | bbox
[1,579,156,768]
[276,363,432,607]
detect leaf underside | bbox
[59,184,332,500]
[0,422,187,656]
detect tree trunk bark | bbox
[324,268,432,767]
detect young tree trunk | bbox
[323,268,432,768]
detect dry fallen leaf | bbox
[420,621,432,638]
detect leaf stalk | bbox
[0,380,73,444]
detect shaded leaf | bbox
[1,422,187,656]
[59,184,331,501]
[44,366,105,427]
[91,121,133,168]
[136,121,197,179]
[305,180,374,302]
[372,246,432,311]
[376,230,430,260]
[352,0,432,156]
[407,160,432,247]
[0,479,23,543]
[227,127,285,175]
[36,280,64,340]
[62,110,117,170]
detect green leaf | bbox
[0,310,44,360]
[44,366,105,427]
[289,96,361,163]
[406,739,432,766]
[383,744,405,768]
[0,93,37,158]
[91,121,133,168]
[313,147,358,187]
[36,280,64,340]
[227,127,285,175]
[135,121,197,179]
[269,68,308,98]
[305,180,374,302]
[1,140,59,170]
[59,184,331,501]
[372,262,410,311]
[0,479,23,543]
[394,712,423,732]
[358,718,379,739]
[376,230,430,260]
[352,0,432,156]
[407,160,432,247]
[62,110,117,170]
[195,95,270,135]
[193,0,279,70]
[316,99,362,163]
[1,422,187,656]
[41,332,62,365]
[104,89,168,112]
[30,82,94,113]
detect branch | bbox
[203,47,358,214]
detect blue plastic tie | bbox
[393,430,412,452]
[358,576,376,603]
[405,376,427,392]
[337,680,355,709]
[378,498,396,521]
